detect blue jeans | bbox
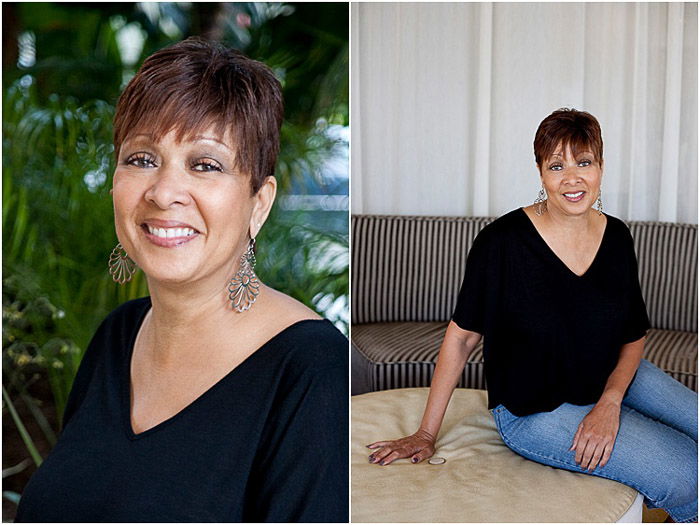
[492,359,698,522]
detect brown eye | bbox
[191,159,223,173]
[126,152,157,169]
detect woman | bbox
[16,38,348,522]
[367,109,697,522]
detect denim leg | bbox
[493,403,698,522]
[623,359,698,442]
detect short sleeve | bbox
[451,228,494,334]
[621,229,651,343]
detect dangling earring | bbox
[228,238,260,312]
[596,190,603,215]
[108,243,137,284]
[534,186,547,216]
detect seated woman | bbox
[367,109,697,523]
[16,37,348,523]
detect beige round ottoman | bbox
[352,388,643,523]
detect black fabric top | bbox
[452,208,650,417]
[16,297,348,523]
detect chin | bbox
[140,263,202,286]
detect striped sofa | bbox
[351,214,698,395]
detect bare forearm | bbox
[599,336,645,407]
[418,321,481,439]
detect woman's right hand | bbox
[366,429,436,466]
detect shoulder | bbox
[471,208,525,249]
[603,213,631,234]
[85,297,150,352]
[100,296,151,326]
[602,213,636,246]
[247,286,344,370]
[255,318,347,401]
[258,286,322,322]
[272,319,348,372]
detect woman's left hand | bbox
[570,399,621,471]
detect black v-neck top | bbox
[452,208,650,417]
[16,297,348,522]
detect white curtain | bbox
[351,2,698,223]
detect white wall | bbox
[351,2,698,223]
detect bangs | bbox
[533,108,603,167]
[112,38,283,194]
[540,131,600,165]
[115,96,237,161]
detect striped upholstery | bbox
[351,215,491,324]
[351,214,698,394]
[352,323,697,392]
[628,222,698,332]
[352,322,485,391]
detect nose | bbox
[561,165,583,184]
[143,164,192,209]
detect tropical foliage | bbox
[2,2,348,514]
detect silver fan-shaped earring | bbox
[596,190,603,215]
[534,186,547,216]
[108,243,137,284]
[228,238,260,312]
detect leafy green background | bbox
[2,3,348,516]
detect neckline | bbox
[122,298,330,439]
[517,207,609,278]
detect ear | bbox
[249,176,277,239]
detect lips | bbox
[146,225,196,239]
[140,219,201,247]
[563,191,585,202]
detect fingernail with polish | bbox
[411,457,418,463]
[379,461,385,466]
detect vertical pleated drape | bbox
[351,2,698,223]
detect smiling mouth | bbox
[144,224,198,239]
[141,223,200,247]
[563,191,585,202]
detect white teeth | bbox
[146,225,196,238]
[564,191,584,198]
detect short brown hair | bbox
[113,37,284,194]
[533,108,603,167]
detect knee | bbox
[648,451,698,509]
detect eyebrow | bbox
[549,151,594,160]
[123,133,234,153]
[191,135,234,152]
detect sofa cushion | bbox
[352,323,697,393]
[352,388,641,522]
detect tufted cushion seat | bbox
[352,323,697,392]
[351,215,698,395]
[352,388,643,522]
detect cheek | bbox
[587,170,603,187]
[111,173,142,219]
[540,173,557,191]
[202,186,255,238]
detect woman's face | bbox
[538,143,603,217]
[112,126,275,286]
